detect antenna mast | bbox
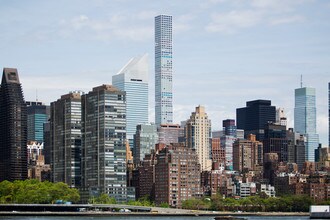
[300,75,303,88]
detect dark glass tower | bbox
[236,100,276,141]
[0,68,27,181]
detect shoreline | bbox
[0,211,309,217]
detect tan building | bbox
[185,105,212,171]
[233,134,263,173]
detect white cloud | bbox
[270,15,305,25]
[206,10,263,33]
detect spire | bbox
[300,74,303,88]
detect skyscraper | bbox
[81,85,127,202]
[294,87,319,161]
[26,101,49,143]
[236,100,276,141]
[185,105,212,171]
[0,68,27,181]
[329,82,330,147]
[50,91,82,188]
[112,54,148,148]
[155,15,173,127]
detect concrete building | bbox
[0,68,27,181]
[294,87,319,161]
[155,143,201,208]
[237,100,276,141]
[81,85,127,202]
[50,91,82,188]
[263,123,288,162]
[158,124,184,144]
[27,141,51,181]
[287,128,306,170]
[133,123,158,165]
[276,108,287,127]
[112,54,148,148]
[260,184,276,197]
[155,15,173,127]
[185,105,212,171]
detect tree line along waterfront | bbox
[1,179,330,213]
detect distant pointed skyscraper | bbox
[294,86,319,161]
[155,15,173,127]
[113,54,149,148]
[0,68,27,181]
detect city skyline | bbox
[0,0,329,145]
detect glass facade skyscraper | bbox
[0,68,27,181]
[26,101,49,143]
[294,87,319,161]
[112,54,148,148]
[81,85,127,202]
[155,15,173,127]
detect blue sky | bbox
[1,0,329,145]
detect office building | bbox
[263,123,288,162]
[26,101,49,143]
[81,85,127,202]
[50,91,82,188]
[236,100,276,141]
[133,123,158,165]
[157,124,184,144]
[329,82,330,147]
[112,55,148,148]
[0,68,27,181]
[294,87,319,161]
[287,128,306,170]
[185,105,212,171]
[155,143,201,208]
[223,119,236,136]
[155,15,173,127]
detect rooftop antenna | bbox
[300,74,303,88]
[36,89,38,102]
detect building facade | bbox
[294,87,319,161]
[157,124,184,144]
[185,105,212,171]
[81,85,127,202]
[112,54,148,148]
[133,123,158,165]
[233,134,263,173]
[0,68,27,181]
[155,14,173,127]
[50,91,82,188]
[26,101,49,143]
[155,143,201,208]
[236,100,276,141]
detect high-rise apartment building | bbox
[0,68,27,181]
[50,91,82,188]
[155,143,201,208]
[81,85,127,202]
[112,55,148,148]
[237,100,276,141]
[221,119,238,170]
[233,134,263,173]
[26,101,49,143]
[223,119,236,136]
[185,105,212,171]
[155,15,173,127]
[133,123,158,165]
[294,87,319,161]
[263,123,288,162]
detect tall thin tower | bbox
[155,15,173,127]
[0,68,27,181]
[294,86,319,161]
